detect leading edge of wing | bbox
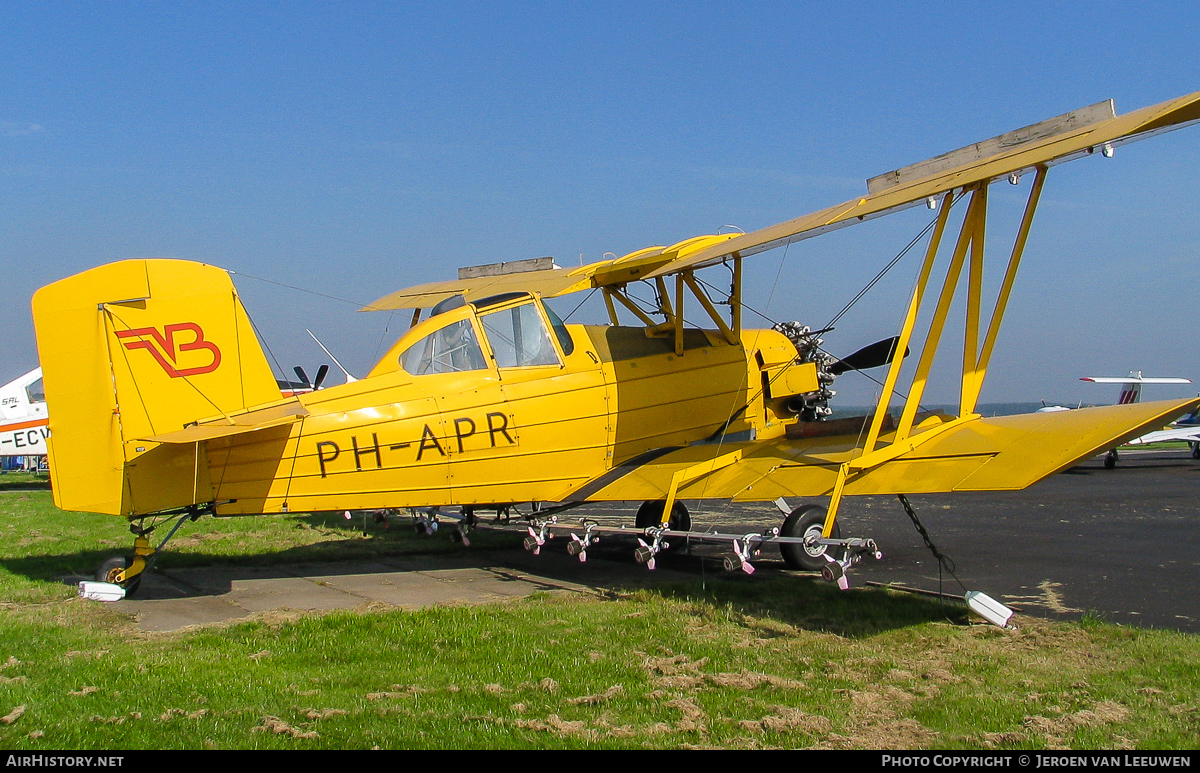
[641,89,1200,279]
[571,398,1200,502]
[360,234,740,311]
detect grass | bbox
[1,483,1199,749]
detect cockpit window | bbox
[399,319,488,375]
[25,378,44,404]
[542,302,575,356]
[430,294,466,317]
[480,303,560,368]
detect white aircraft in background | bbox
[1122,408,1200,458]
[1080,373,1195,468]
[0,368,49,466]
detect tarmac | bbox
[100,449,1200,634]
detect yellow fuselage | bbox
[209,319,809,515]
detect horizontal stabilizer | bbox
[145,401,308,443]
[1080,377,1191,384]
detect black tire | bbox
[1191,443,1199,460]
[635,500,691,531]
[1104,450,1118,470]
[635,501,690,552]
[780,504,843,571]
[95,555,141,596]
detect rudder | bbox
[33,259,283,516]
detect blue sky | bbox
[2,1,1198,406]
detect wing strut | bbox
[600,264,744,352]
[820,167,1048,536]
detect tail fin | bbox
[1080,374,1192,406]
[32,259,283,516]
[1118,382,1141,405]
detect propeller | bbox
[293,364,330,391]
[828,336,908,376]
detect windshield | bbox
[480,303,560,367]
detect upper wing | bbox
[569,398,1200,503]
[361,235,740,311]
[361,263,597,311]
[363,89,1200,311]
[640,90,1200,280]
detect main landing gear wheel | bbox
[635,500,691,531]
[95,555,141,596]
[633,504,691,552]
[1104,449,1118,470]
[780,504,844,572]
[1191,443,1199,460]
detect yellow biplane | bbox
[34,89,1200,597]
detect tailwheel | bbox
[95,555,142,596]
[780,504,844,571]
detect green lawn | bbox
[1,480,1198,749]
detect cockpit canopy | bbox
[373,292,573,378]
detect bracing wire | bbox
[228,269,382,379]
[371,310,399,365]
[561,288,597,323]
[696,200,958,433]
[823,207,946,330]
[228,269,371,309]
[243,308,291,385]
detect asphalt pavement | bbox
[832,448,1200,632]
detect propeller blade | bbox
[293,366,312,388]
[312,364,330,390]
[829,336,908,376]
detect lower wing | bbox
[572,398,1200,502]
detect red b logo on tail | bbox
[115,323,222,377]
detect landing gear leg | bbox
[92,508,204,597]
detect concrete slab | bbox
[132,595,255,632]
[112,547,681,632]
